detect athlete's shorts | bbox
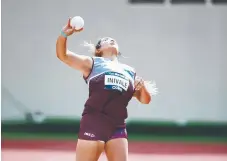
[78,113,127,142]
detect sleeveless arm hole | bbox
[133,72,137,93]
[83,57,94,84]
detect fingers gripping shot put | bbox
[56,17,157,161]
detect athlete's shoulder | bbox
[120,63,136,79]
[92,56,103,60]
[121,63,136,73]
[91,56,105,65]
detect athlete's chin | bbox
[102,46,118,54]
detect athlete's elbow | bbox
[56,52,62,60]
[143,97,151,104]
[140,95,151,104]
[56,45,67,61]
[56,51,66,61]
[145,94,152,104]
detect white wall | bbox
[2,0,227,121]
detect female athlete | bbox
[56,18,154,161]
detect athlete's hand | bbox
[62,18,83,37]
[134,76,145,91]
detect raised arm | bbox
[133,76,151,104]
[56,18,92,77]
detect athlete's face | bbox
[95,37,119,57]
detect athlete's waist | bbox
[82,110,126,126]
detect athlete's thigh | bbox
[105,138,128,161]
[76,139,105,161]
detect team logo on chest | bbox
[104,72,129,92]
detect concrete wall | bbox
[2,0,227,121]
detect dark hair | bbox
[96,40,101,48]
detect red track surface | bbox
[2,150,227,161]
[2,140,227,154]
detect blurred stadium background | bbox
[1,0,227,160]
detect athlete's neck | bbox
[102,52,117,61]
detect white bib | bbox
[104,72,129,92]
